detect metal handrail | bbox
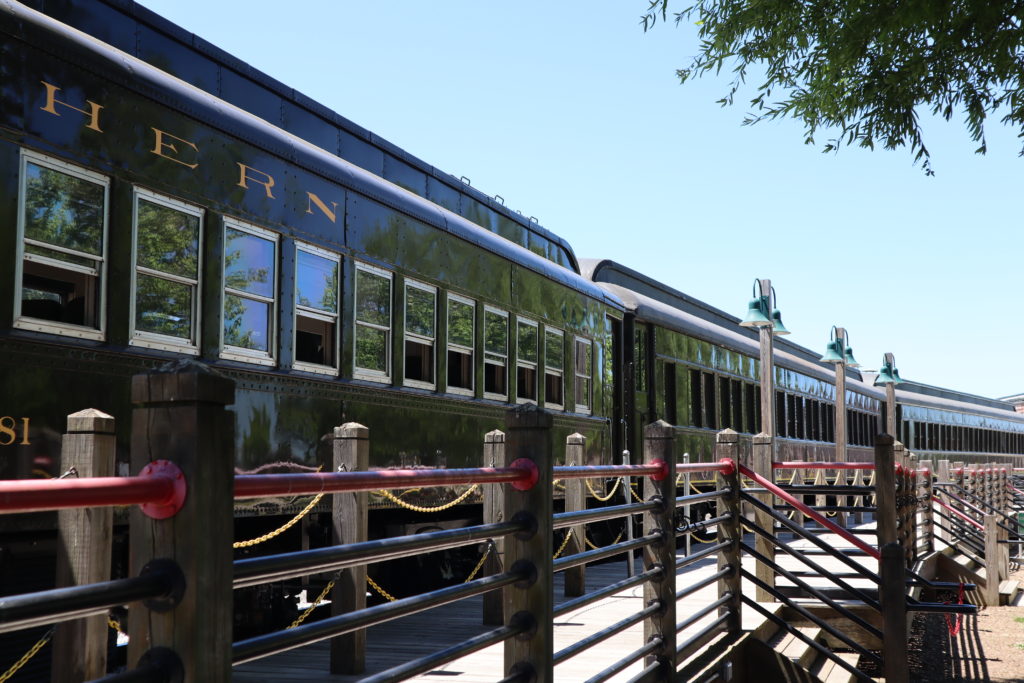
[737,463,881,559]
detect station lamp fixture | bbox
[874,353,904,386]
[820,326,859,367]
[740,279,789,335]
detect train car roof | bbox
[9,2,622,309]
[28,0,581,273]
[582,258,1024,423]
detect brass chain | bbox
[289,580,336,629]
[0,628,53,683]
[464,543,493,582]
[628,482,644,502]
[366,575,398,602]
[552,529,574,559]
[584,530,624,551]
[107,617,125,636]
[375,484,479,513]
[233,492,325,549]
[585,478,621,502]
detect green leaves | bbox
[643,0,1024,174]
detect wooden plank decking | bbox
[232,526,877,682]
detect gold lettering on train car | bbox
[39,81,103,132]
[0,417,30,446]
[236,163,276,199]
[305,192,338,223]
[150,127,199,169]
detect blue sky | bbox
[141,1,1023,400]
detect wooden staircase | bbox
[674,605,866,682]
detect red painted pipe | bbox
[932,496,985,531]
[233,466,533,499]
[773,461,875,470]
[0,461,183,515]
[555,463,666,480]
[737,463,881,560]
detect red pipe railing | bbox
[556,462,667,481]
[773,461,874,470]
[932,496,986,531]
[737,463,881,560]
[0,460,185,517]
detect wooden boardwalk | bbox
[233,525,878,682]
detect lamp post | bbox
[739,279,789,440]
[874,353,904,438]
[820,326,859,463]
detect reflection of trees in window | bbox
[19,155,107,332]
[222,224,276,357]
[404,282,436,386]
[354,266,391,378]
[484,308,508,398]
[544,329,563,407]
[516,319,538,401]
[295,247,339,368]
[575,338,593,413]
[447,295,474,393]
[133,193,201,345]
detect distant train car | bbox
[582,259,1024,469]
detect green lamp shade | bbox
[740,297,771,327]
[891,368,905,384]
[820,339,844,363]
[770,309,790,336]
[875,362,898,386]
[843,346,860,368]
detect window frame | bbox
[445,292,475,397]
[129,187,203,355]
[483,306,509,401]
[352,261,393,383]
[543,327,564,410]
[293,241,340,376]
[15,149,109,342]
[575,336,593,415]
[515,317,539,404]
[220,217,279,366]
[403,278,437,390]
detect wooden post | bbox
[53,409,116,682]
[919,460,934,555]
[643,421,677,672]
[752,433,775,602]
[852,466,865,525]
[835,351,847,465]
[715,430,742,633]
[563,433,587,598]
[935,460,950,546]
[874,434,897,549]
[983,514,1007,606]
[128,360,234,680]
[879,542,910,683]
[503,406,554,682]
[482,429,507,624]
[331,423,369,674]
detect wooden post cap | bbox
[66,408,115,434]
[131,360,234,406]
[715,428,739,444]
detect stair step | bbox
[816,652,862,683]
[777,626,823,670]
[999,579,1020,605]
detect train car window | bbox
[744,383,756,434]
[15,150,109,340]
[353,263,392,382]
[575,337,593,415]
[222,219,278,365]
[775,391,786,438]
[689,369,703,428]
[484,308,509,400]
[731,380,742,433]
[543,328,564,409]
[808,400,819,441]
[516,318,539,402]
[446,294,475,396]
[130,188,203,354]
[663,362,677,424]
[404,280,437,388]
[634,327,647,393]
[703,372,718,429]
[825,404,835,443]
[293,243,339,373]
[718,377,731,430]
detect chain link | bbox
[233,492,325,549]
[584,530,624,551]
[375,484,479,513]
[464,543,493,583]
[289,579,336,629]
[585,477,621,502]
[0,628,53,683]
[628,482,644,502]
[107,617,125,636]
[367,575,398,602]
[552,529,574,559]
